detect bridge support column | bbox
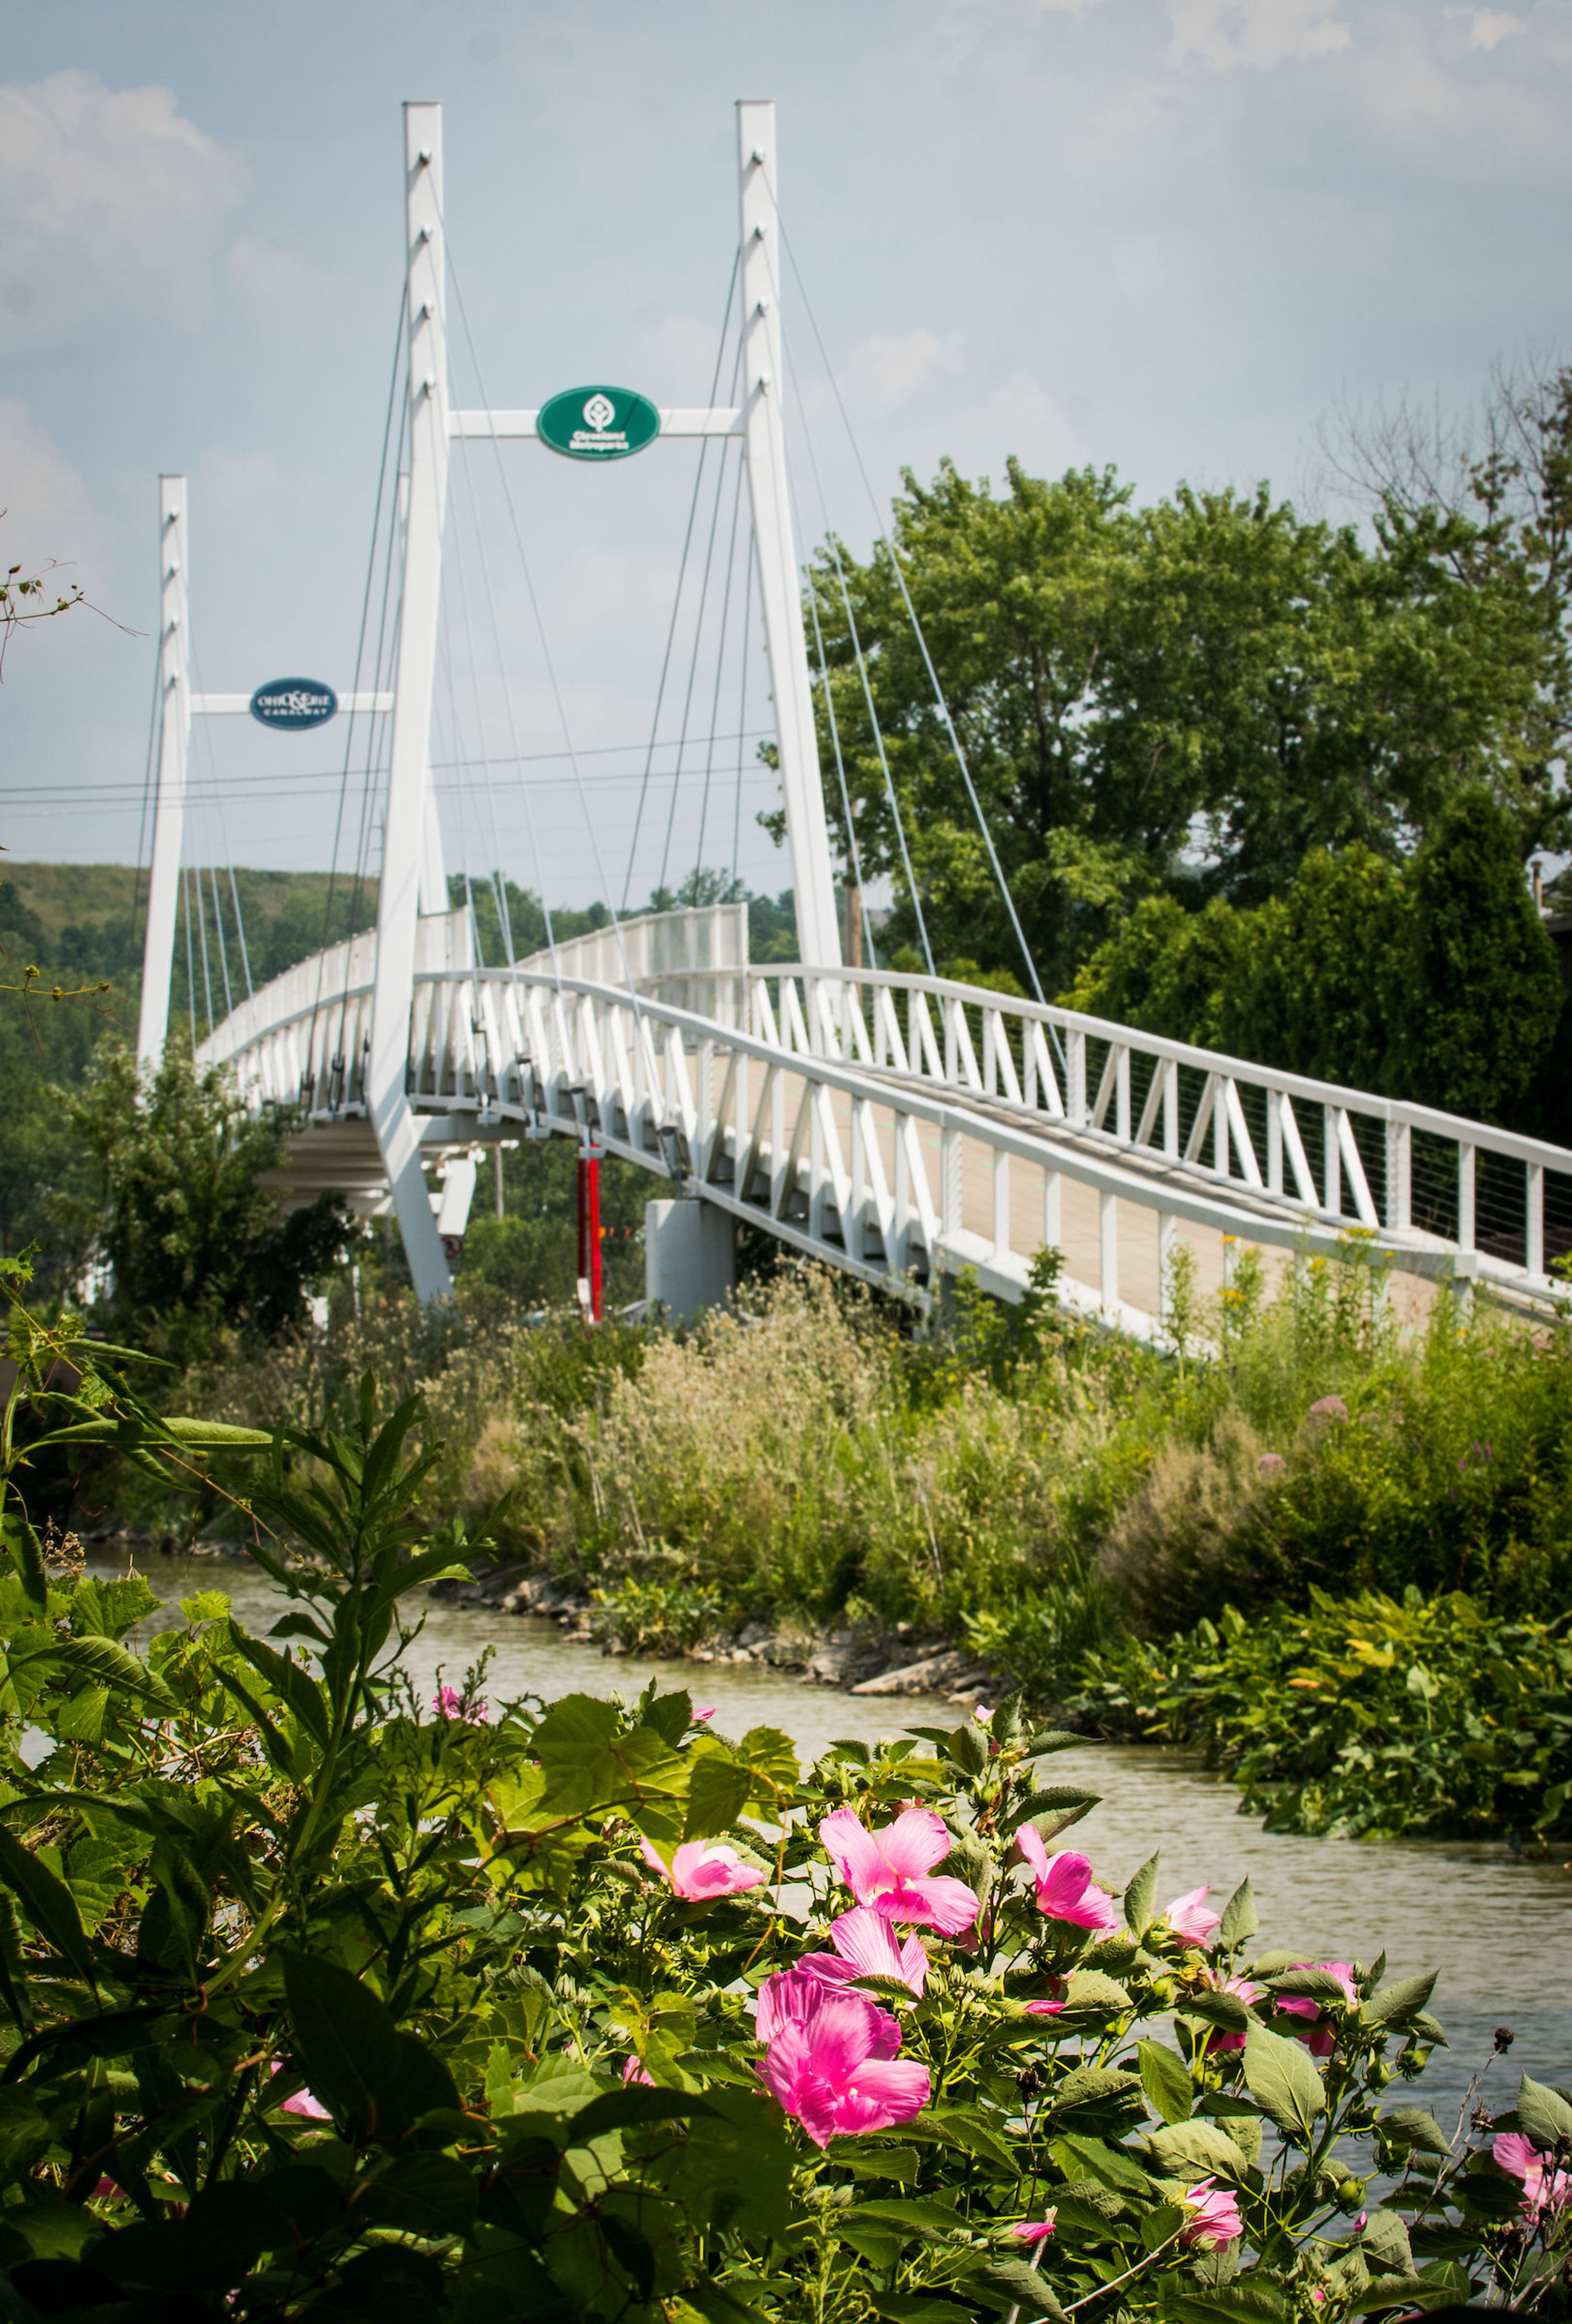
[136,476,190,1066]
[367,99,454,1304]
[646,1196,734,1322]
[737,101,842,975]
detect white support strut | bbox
[136,475,191,1066]
[366,101,454,1304]
[736,100,842,975]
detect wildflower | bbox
[818,1807,979,1933]
[1024,1994,1065,2017]
[1276,1962,1357,2057]
[1164,1884,1222,1945]
[1179,2178,1244,2249]
[432,1683,489,1724]
[639,1835,766,1901]
[1493,2132,1572,2220]
[754,1970,930,2148]
[692,1706,717,1723]
[1013,1830,1119,1935]
[1307,1395,1349,1424]
[1258,1453,1287,1479]
[622,2055,656,2087]
[800,1904,929,1998]
[1009,2213,1057,2245]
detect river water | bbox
[98,1548,1570,2129]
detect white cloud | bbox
[1444,5,1529,46]
[838,328,967,417]
[0,399,104,584]
[225,237,307,310]
[0,70,241,340]
[1168,0,1352,70]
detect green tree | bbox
[808,457,1557,991]
[58,1041,348,1357]
[1071,794,1563,1126]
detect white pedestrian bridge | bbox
[196,898,1572,1336]
[140,95,1570,1330]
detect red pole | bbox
[576,1142,603,1323]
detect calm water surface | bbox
[100,1548,1570,2124]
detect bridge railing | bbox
[424,965,1564,1331]
[626,961,1572,1297]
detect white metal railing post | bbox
[136,475,190,1065]
[1068,1030,1086,1125]
[1385,1119,1411,1234]
[1527,1163,1545,1276]
[1458,1143,1476,1252]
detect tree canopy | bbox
[806,444,1564,994]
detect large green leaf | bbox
[1516,2072,1572,2149]
[1243,2023,1324,2141]
[684,1752,753,1842]
[1125,1851,1160,1933]
[14,1633,177,1717]
[1148,2118,1253,2182]
[227,1622,330,1748]
[280,1952,403,2131]
[0,1822,97,1984]
[1137,2040,1194,2127]
[1361,1971,1437,2028]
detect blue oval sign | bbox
[249,677,338,731]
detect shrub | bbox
[1071,1586,1572,1842]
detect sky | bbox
[3,0,1570,918]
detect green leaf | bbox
[14,1632,178,1716]
[1005,1784,1101,1833]
[1137,2040,1194,2126]
[355,2150,478,2238]
[964,2259,1065,2319]
[846,2199,967,2240]
[1062,1969,1134,2014]
[1359,2210,1413,2276]
[1216,1877,1257,1949]
[0,1823,97,1985]
[1124,1851,1160,1933]
[1345,2269,1473,2317]
[280,1951,403,2131]
[12,1518,47,1613]
[1377,2106,1451,2156]
[564,2086,715,2144]
[1161,2284,1287,2324]
[1242,2023,1324,2141]
[1176,1989,1252,2033]
[160,1417,273,1446]
[1149,2119,1252,2182]
[227,1622,330,1748]
[684,1752,753,1842]
[1516,2072,1572,2149]
[1361,1972,1438,2029]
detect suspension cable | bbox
[308,282,408,1091]
[127,642,161,956]
[692,434,748,889]
[732,546,753,891]
[781,335,933,975]
[779,221,1047,1009]
[659,336,745,897]
[620,252,741,910]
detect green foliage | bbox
[1071,1586,1572,1843]
[2,1402,1558,2318]
[57,1040,348,1359]
[1070,792,1565,1126]
[809,456,1560,990]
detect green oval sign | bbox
[537,384,661,462]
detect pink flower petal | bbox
[1010,2213,1057,2244]
[1180,2178,1244,2250]
[1165,1885,1222,1945]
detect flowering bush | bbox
[0,1354,1567,2322]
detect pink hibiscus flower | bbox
[692,1707,717,1723]
[1010,2213,1057,2244]
[1014,1830,1119,1935]
[754,1968,930,2148]
[818,1807,979,1933]
[269,2064,330,2121]
[622,2055,656,2086]
[1276,1962,1358,2057]
[639,1835,766,1901]
[1165,1885,1222,1946]
[1180,2178,1245,2250]
[1495,2132,1572,2220]
[799,1904,930,1998]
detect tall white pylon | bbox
[736,100,842,974]
[366,99,455,1304]
[136,476,190,1066]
